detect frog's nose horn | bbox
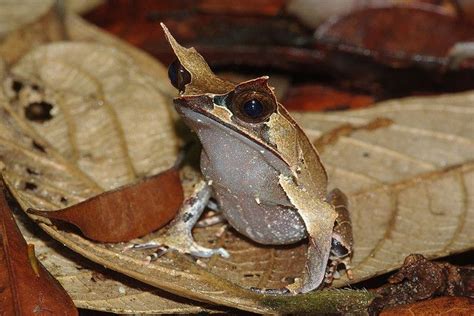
[161,23,235,95]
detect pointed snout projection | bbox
[161,23,235,95]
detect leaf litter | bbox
[0,8,472,315]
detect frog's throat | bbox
[177,105,292,170]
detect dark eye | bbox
[331,238,349,257]
[231,91,276,123]
[243,99,264,118]
[168,59,191,92]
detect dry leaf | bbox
[0,35,201,313]
[0,40,373,316]
[0,0,53,37]
[0,180,77,316]
[315,5,474,67]
[50,94,474,311]
[0,10,224,314]
[29,168,183,242]
[380,296,474,316]
[14,203,216,314]
[292,93,474,286]
[283,83,375,111]
[65,14,177,100]
[66,0,105,15]
[1,11,472,315]
[0,0,64,65]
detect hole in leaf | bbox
[26,167,39,175]
[282,276,295,284]
[24,182,37,191]
[60,197,68,205]
[11,80,23,93]
[32,140,46,153]
[24,101,54,122]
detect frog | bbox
[134,24,353,294]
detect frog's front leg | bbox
[325,188,353,283]
[127,180,229,260]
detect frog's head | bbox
[162,24,303,164]
[162,25,334,293]
[162,23,327,193]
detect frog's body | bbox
[135,24,354,294]
[181,106,306,245]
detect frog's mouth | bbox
[174,97,291,170]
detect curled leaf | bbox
[380,296,474,316]
[315,5,474,68]
[0,179,77,316]
[28,168,183,243]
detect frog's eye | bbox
[168,59,191,92]
[231,91,276,123]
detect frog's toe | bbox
[188,243,230,258]
[124,180,229,260]
[123,240,161,251]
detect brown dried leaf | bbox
[0,180,77,316]
[0,0,64,65]
[315,6,474,67]
[0,31,206,313]
[14,203,217,314]
[0,29,373,316]
[2,12,473,315]
[380,296,474,316]
[0,7,216,315]
[66,14,177,100]
[28,168,183,242]
[292,92,474,286]
[283,83,375,111]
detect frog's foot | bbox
[195,198,226,228]
[196,211,225,228]
[324,256,353,284]
[125,180,229,260]
[324,188,354,285]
